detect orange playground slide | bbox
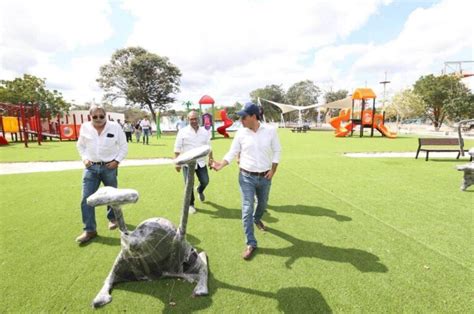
[330,109,396,138]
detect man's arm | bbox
[264,128,281,180]
[108,126,128,169]
[76,125,91,167]
[174,152,181,172]
[212,132,240,171]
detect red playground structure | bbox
[216,109,233,138]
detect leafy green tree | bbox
[250,84,286,121]
[286,80,321,122]
[225,102,243,121]
[385,89,425,124]
[97,47,181,122]
[323,89,348,120]
[413,74,473,129]
[0,74,70,116]
[324,89,348,103]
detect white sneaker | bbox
[189,205,197,214]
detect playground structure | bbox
[329,88,397,138]
[0,103,123,147]
[216,109,233,138]
[199,95,216,139]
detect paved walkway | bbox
[0,158,173,175]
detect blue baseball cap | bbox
[237,102,260,117]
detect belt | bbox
[91,161,113,166]
[240,168,269,177]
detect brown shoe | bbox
[255,220,266,231]
[242,245,256,260]
[75,231,98,244]
[108,220,118,230]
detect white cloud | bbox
[1,0,471,107]
[349,0,474,94]
[121,0,392,105]
[0,0,113,103]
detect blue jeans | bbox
[80,164,117,232]
[182,165,209,206]
[142,128,150,144]
[239,171,272,247]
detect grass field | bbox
[1,130,473,312]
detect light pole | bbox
[379,71,391,125]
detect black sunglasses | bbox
[92,115,105,120]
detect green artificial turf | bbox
[0,130,473,312]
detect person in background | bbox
[75,105,128,244]
[123,120,133,143]
[176,115,187,131]
[140,117,151,145]
[134,119,142,143]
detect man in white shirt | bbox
[174,110,213,214]
[75,105,128,244]
[212,102,281,260]
[176,116,187,131]
[140,117,152,145]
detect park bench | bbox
[291,126,309,133]
[415,138,463,161]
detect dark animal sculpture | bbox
[89,146,211,308]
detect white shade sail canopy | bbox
[259,98,319,114]
[259,98,320,125]
[318,97,352,109]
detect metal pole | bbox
[20,105,28,147]
[178,161,196,237]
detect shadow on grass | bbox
[201,201,278,223]
[268,204,351,222]
[115,272,332,313]
[203,202,350,223]
[258,227,388,273]
[215,276,332,313]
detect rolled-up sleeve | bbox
[223,131,241,164]
[271,128,281,163]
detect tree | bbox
[250,84,286,121]
[323,89,348,121]
[385,89,425,124]
[225,102,243,121]
[0,74,70,116]
[413,74,473,129]
[97,47,181,122]
[286,80,321,122]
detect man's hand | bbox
[211,160,226,171]
[83,159,92,168]
[175,165,181,172]
[264,170,275,180]
[106,160,119,169]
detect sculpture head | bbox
[122,218,176,259]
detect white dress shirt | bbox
[224,123,281,172]
[140,119,151,130]
[174,125,211,168]
[77,121,128,163]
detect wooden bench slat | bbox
[419,138,459,145]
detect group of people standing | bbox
[75,102,281,261]
[118,117,152,145]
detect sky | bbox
[0,0,473,109]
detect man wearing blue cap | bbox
[212,102,281,260]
